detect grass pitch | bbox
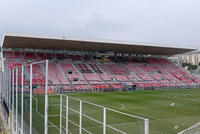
[21,88,200,134]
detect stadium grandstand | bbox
[1,33,200,92]
[1,33,200,134]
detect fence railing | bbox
[0,60,149,134]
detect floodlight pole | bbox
[30,64,33,134]
[44,60,49,134]
[21,66,24,134]
[16,68,18,133]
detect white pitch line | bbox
[178,121,200,134]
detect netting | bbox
[3,59,200,134]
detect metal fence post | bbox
[80,100,82,134]
[9,70,11,109]
[60,94,62,134]
[30,64,33,134]
[66,96,68,134]
[145,119,149,134]
[103,107,106,134]
[44,60,49,134]
[12,69,14,134]
[8,70,11,129]
[21,66,24,134]
[16,68,18,133]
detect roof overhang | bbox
[2,33,196,56]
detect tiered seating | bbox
[68,55,82,61]
[98,63,128,74]
[27,64,45,85]
[125,64,143,73]
[146,57,160,64]
[92,85,108,90]
[4,51,200,91]
[151,74,165,80]
[134,81,164,88]
[38,53,46,60]
[48,65,61,85]
[13,69,29,86]
[82,73,104,84]
[75,63,92,73]
[83,73,101,81]
[74,85,91,90]
[127,74,143,81]
[5,52,20,59]
[108,83,124,88]
[113,75,130,81]
[23,52,37,60]
[160,80,176,87]
[34,87,53,94]
[49,63,69,84]
[46,53,53,59]
[83,55,90,62]
[59,62,86,84]
[6,62,22,69]
[89,64,103,73]
[137,73,154,81]
[138,64,154,73]
[56,54,66,59]
[98,73,113,81]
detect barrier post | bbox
[103,107,106,134]
[79,100,82,134]
[66,96,68,134]
[145,119,149,134]
[12,69,14,134]
[16,69,18,133]
[21,66,24,134]
[60,94,62,134]
[30,64,32,134]
[44,60,49,134]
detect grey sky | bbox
[0,0,200,48]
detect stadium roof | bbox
[2,33,196,56]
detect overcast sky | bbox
[0,0,200,48]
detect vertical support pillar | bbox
[79,100,82,134]
[16,69,18,133]
[44,60,49,134]
[144,119,149,134]
[60,94,62,134]
[30,64,32,134]
[103,107,106,134]
[21,66,24,134]
[66,96,68,134]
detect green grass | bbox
[18,88,200,134]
